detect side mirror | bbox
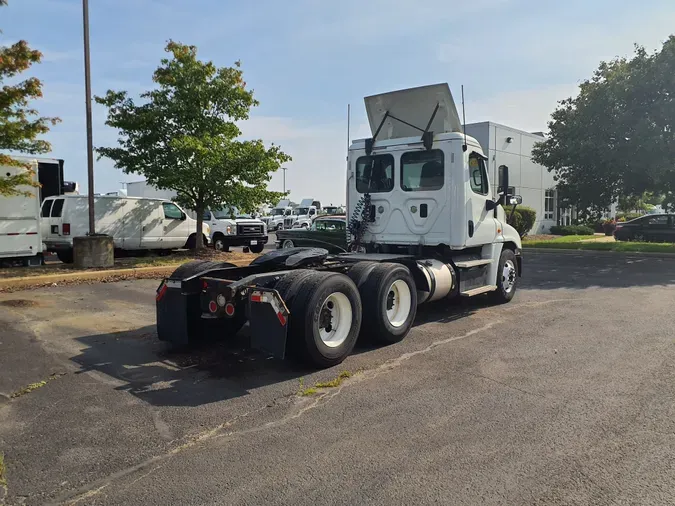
[509,195,523,206]
[486,200,498,211]
[497,164,510,205]
[180,212,187,221]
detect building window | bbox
[544,190,556,220]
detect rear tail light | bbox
[62,223,71,235]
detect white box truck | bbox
[155,83,523,368]
[0,159,44,266]
[40,195,210,263]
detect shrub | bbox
[550,225,594,236]
[507,206,536,237]
[616,212,642,222]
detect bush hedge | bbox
[507,206,536,237]
[549,225,594,236]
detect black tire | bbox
[282,271,362,368]
[345,261,378,287]
[489,248,518,304]
[212,234,230,252]
[56,250,74,264]
[249,243,265,254]
[281,239,295,249]
[185,234,209,250]
[358,263,417,345]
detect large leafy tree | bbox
[532,37,675,217]
[96,41,290,249]
[0,0,60,196]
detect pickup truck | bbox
[204,207,268,253]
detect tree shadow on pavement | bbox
[71,324,313,408]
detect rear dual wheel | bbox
[348,262,417,345]
[276,271,362,368]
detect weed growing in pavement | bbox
[10,373,66,398]
[0,452,7,489]
[315,370,352,389]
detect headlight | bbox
[205,224,211,235]
[226,225,233,234]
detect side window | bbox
[468,156,488,195]
[335,220,346,231]
[203,210,212,221]
[41,199,54,218]
[356,154,394,193]
[314,220,326,231]
[51,198,65,218]
[648,215,668,226]
[163,202,183,220]
[309,209,316,216]
[401,150,444,192]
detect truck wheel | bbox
[56,250,74,264]
[249,244,265,254]
[185,234,209,250]
[213,234,230,252]
[489,249,518,304]
[282,239,295,249]
[282,271,362,368]
[359,263,417,345]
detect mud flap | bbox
[248,288,289,360]
[156,279,197,347]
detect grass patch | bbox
[0,452,6,488]
[524,237,675,253]
[298,371,354,396]
[315,371,352,389]
[10,373,65,399]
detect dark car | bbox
[614,214,675,242]
[276,216,347,253]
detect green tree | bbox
[532,37,675,214]
[95,41,290,249]
[0,1,60,196]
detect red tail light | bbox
[62,223,71,235]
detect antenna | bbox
[461,85,468,152]
[347,104,351,159]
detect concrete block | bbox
[73,235,114,269]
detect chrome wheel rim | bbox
[282,239,295,249]
[502,259,516,293]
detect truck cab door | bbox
[465,153,498,247]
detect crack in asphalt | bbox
[53,320,504,505]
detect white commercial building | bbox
[464,121,562,234]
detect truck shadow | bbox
[71,300,478,408]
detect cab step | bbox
[454,259,494,269]
[460,285,497,297]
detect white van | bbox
[40,195,210,263]
[0,159,44,266]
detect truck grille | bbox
[237,224,263,236]
[284,217,295,228]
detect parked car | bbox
[614,214,675,242]
[275,215,347,252]
[41,195,210,263]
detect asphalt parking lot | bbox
[2,250,675,505]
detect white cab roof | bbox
[364,83,462,140]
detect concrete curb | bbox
[0,259,253,291]
[524,247,675,259]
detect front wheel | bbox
[213,235,230,252]
[56,250,74,264]
[249,243,264,254]
[282,239,295,249]
[489,249,518,304]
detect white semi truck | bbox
[155,83,522,368]
[261,199,295,231]
[286,198,321,229]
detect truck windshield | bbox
[271,208,285,216]
[294,207,309,215]
[212,207,236,219]
[356,154,394,193]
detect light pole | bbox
[82,0,95,235]
[281,167,288,194]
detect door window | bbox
[401,150,444,192]
[203,210,212,221]
[163,202,183,220]
[356,154,395,193]
[41,199,54,218]
[51,198,65,218]
[468,156,488,195]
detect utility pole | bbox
[82,0,95,235]
[281,167,288,194]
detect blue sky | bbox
[2,0,674,205]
